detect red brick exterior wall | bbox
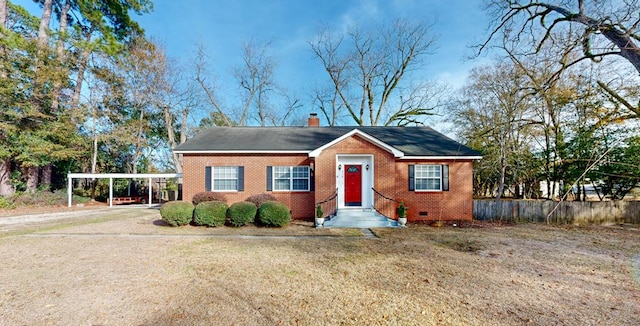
[394,160,474,221]
[181,153,315,219]
[180,135,475,221]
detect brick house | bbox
[173,114,481,221]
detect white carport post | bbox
[148,177,152,207]
[67,176,73,207]
[109,177,113,207]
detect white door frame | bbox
[336,154,374,209]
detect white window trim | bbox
[212,166,239,192]
[415,164,442,192]
[272,166,310,192]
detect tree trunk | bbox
[495,163,506,201]
[0,0,6,28]
[90,134,98,200]
[71,29,94,110]
[0,158,14,197]
[41,164,52,191]
[37,0,53,46]
[162,105,183,175]
[130,106,145,174]
[0,0,7,79]
[26,166,39,193]
[50,0,71,114]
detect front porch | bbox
[321,208,400,228]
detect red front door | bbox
[344,165,362,206]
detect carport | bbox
[67,173,182,208]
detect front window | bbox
[415,164,441,191]
[273,166,310,191]
[213,166,238,191]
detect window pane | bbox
[415,179,428,190]
[427,166,440,178]
[292,179,308,191]
[292,166,309,178]
[214,179,237,191]
[425,179,440,190]
[272,166,310,191]
[274,166,290,179]
[274,179,290,191]
[415,164,441,191]
[213,166,238,191]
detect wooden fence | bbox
[473,200,640,224]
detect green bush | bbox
[194,201,228,227]
[258,201,291,227]
[192,191,227,205]
[160,201,194,226]
[245,193,277,207]
[227,201,258,226]
[0,196,15,209]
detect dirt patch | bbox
[0,208,639,325]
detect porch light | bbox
[310,162,314,172]
[366,164,369,171]
[338,164,342,170]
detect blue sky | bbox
[134,0,491,92]
[20,0,494,127]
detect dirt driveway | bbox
[0,207,639,325]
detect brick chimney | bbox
[308,112,320,127]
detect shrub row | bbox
[160,199,290,227]
[191,191,277,207]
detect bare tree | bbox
[194,42,300,127]
[312,84,344,126]
[234,41,275,126]
[310,19,437,126]
[481,0,640,118]
[502,44,580,198]
[194,45,233,127]
[450,61,536,199]
[159,62,201,174]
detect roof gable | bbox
[309,129,403,158]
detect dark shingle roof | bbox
[173,126,480,157]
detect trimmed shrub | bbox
[192,191,227,205]
[245,193,277,207]
[194,201,228,227]
[160,201,194,226]
[258,201,291,227]
[227,201,258,227]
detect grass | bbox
[0,212,127,238]
[0,208,639,325]
[432,237,484,252]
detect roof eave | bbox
[399,156,483,160]
[174,150,311,154]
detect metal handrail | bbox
[371,187,400,203]
[316,188,338,219]
[371,187,399,219]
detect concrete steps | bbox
[322,209,399,228]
